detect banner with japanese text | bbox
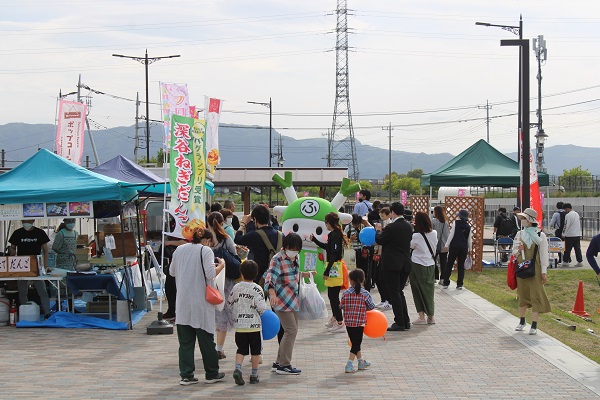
[56,100,86,165]
[205,97,223,173]
[168,114,207,240]
[160,83,189,142]
[519,130,543,226]
[400,190,408,205]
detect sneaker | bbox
[438,280,444,286]
[529,328,537,335]
[329,322,346,333]
[180,377,199,386]
[574,262,583,267]
[271,362,280,372]
[325,316,336,329]
[249,375,259,384]
[276,365,301,375]
[456,286,463,290]
[358,360,371,370]
[412,318,427,326]
[380,302,393,311]
[345,364,356,373]
[205,372,225,384]
[515,323,525,331]
[374,301,385,309]
[427,317,436,325]
[561,262,570,267]
[442,285,449,289]
[233,369,245,386]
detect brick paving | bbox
[0,283,598,399]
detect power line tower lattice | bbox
[328,0,359,181]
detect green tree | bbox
[138,148,167,167]
[382,170,425,195]
[406,168,424,179]
[560,166,592,192]
[359,180,373,190]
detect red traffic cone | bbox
[570,280,590,317]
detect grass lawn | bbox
[462,268,600,364]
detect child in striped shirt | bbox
[340,268,375,373]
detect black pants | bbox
[383,267,411,328]
[346,326,364,356]
[443,248,467,287]
[355,248,373,291]
[564,237,582,263]
[164,265,177,315]
[435,252,447,280]
[376,264,389,302]
[554,229,563,263]
[328,286,343,322]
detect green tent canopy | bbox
[420,139,549,188]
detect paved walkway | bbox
[0,280,598,399]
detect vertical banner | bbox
[205,97,223,173]
[400,190,408,206]
[458,188,466,197]
[169,114,207,240]
[160,83,189,142]
[56,100,86,165]
[519,130,543,226]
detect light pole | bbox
[113,50,180,162]
[476,17,523,172]
[533,35,548,173]
[501,37,531,209]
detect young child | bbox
[339,268,375,373]
[227,260,266,385]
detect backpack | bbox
[498,215,515,236]
[256,229,283,260]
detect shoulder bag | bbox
[200,246,224,305]
[516,240,539,279]
[419,232,438,268]
[213,241,241,280]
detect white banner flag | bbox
[205,97,223,173]
[56,100,86,165]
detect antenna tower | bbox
[328,0,359,180]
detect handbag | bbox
[516,243,538,279]
[507,255,517,290]
[324,261,344,287]
[200,247,224,305]
[214,242,241,280]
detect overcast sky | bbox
[2,0,600,158]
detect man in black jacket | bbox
[375,202,413,331]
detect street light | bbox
[533,35,548,173]
[247,98,273,167]
[501,38,531,209]
[113,50,180,162]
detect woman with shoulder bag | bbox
[208,212,239,359]
[512,208,550,335]
[432,206,449,283]
[409,212,438,325]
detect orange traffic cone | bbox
[570,280,590,317]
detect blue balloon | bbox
[359,226,376,246]
[261,309,280,340]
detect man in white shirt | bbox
[561,203,583,267]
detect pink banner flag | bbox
[56,100,86,165]
[400,190,408,205]
[205,97,223,173]
[160,83,189,142]
[458,188,466,197]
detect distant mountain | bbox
[0,123,598,178]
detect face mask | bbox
[226,218,233,225]
[22,223,33,230]
[66,223,76,230]
[285,250,299,259]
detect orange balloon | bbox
[364,309,388,338]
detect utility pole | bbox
[77,74,100,166]
[533,35,548,173]
[478,100,492,143]
[382,123,394,202]
[1,149,4,167]
[113,50,180,162]
[134,92,140,163]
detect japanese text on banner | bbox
[56,100,86,165]
[160,83,189,142]
[169,115,207,240]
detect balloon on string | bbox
[364,309,387,338]
[359,227,376,246]
[261,310,280,340]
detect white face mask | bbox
[226,218,233,225]
[22,223,33,230]
[285,250,299,259]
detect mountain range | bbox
[0,122,598,179]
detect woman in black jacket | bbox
[311,212,348,333]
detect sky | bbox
[2,0,600,160]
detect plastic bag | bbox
[299,275,328,320]
[464,255,473,271]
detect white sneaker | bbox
[329,322,346,333]
[380,301,392,311]
[374,302,385,309]
[529,328,537,335]
[561,262,570,267]
[574,262,583,268]
[325,316,335,329]
[515,323,525,331]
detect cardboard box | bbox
[95,232,137,258]
[0,255,39,277]
[77,235,89,245]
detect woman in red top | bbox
[340,269,375,373]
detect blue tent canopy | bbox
[0,149,138,204]
[91,155,168,196]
